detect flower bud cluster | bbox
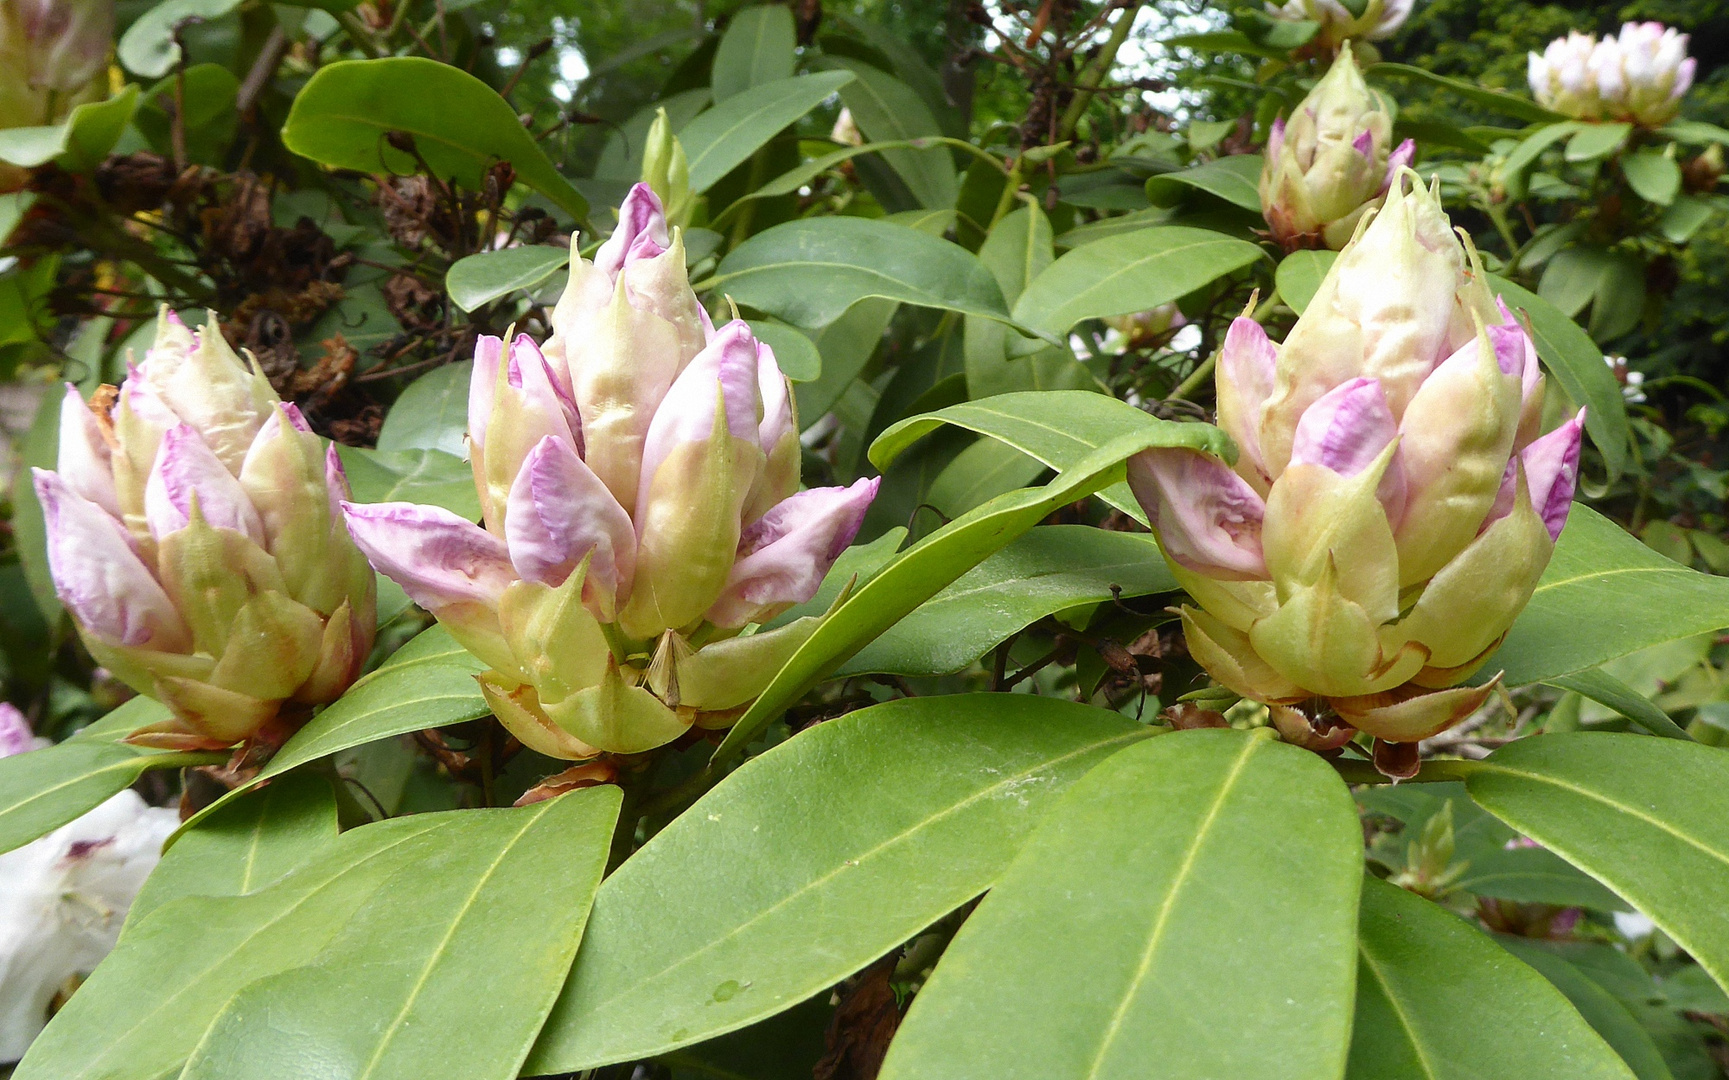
[1133,175,1584,747]
[32,311,376,750]
[343,185,877,760]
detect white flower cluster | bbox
[1529,22,1695,127]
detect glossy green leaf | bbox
[173,627,489,841]
[0,86,139,170]
[795,297,897,420]
[839,526,1174,676]
[1550,667,1691,741]
[679,71,856,192]
[375,360,474,457]
[1658,196,1716,244]
[178,789,619,1080]
[1367,64,1566,124]
[14,812,452,1080]
[128,772,339,927]
[1495,937,1675,1080]
[1466,733,1729,995]
[527,695,1150,1072]
[880,729,1362,1080]
[964,204,1095,396]
[0,698,223,855]
[117,0,242,77]
[712,429,1202,762]
[711,4,796,101]
[1053,207,1172,249]
[709,216,1019,334]
[446,245,571,312]
[1348,875,1635,1080]
[923,436,1049,519]
[1276,248,1338,316]
[1567,123,1634,163]
[1623,149,1682,207]
[1499,122,1584,201]
[1484,507,1729,686]
[824,58,958,209]
[281,57,588,220]
[1013,226,1264,339]
[871,389,1231,519]
[337,445,482,520]
[1662,120,1729,145]
[745,319,821,382]
[1143,154,1263,211]
[1488,275,1631,480]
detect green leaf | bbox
[375,360,474,457]
[1623,149,1682,207]
[1054,206,1172,249]
[871,390,1231,520]
[1660,120,1729,146]
[177,789,619,1080]
[1276,248,1338,317]
[822,58,958,209]
[172,627,489,840]
[1550,667,1692,741]
[1348,875,1636,1080]
[680,71,856,192]
[14,811,452,1079]
[1466,733,1729,996]
[117,0,243,77]
[526,695,1150,1072]
[1495,938,1676,1080]
[1144,154,1264,212]
[795,296,897,420]
[879,729,1362,1080]
[337,445,482,520]
[1484,507,1729,687]
[1567,123,1634,163]
[710,4,796,101]
[744,319,820,382]
[281,57,588,221]
[838,526,1174,676]
[711,430,1205,763]
[0,86,140,170]
[128,772,339,927]
[0,698,223,855]
[710,216,1019,334]
[1012,226,1264,339]
[446,245,571,313]
[1487,275,1631,480]
[1499,122,1585,202]
[923,437,1049,520]
[1366,64,1567,124]
[1658,195,1716,244]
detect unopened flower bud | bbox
[641,107,694,230]
[31,310,375,751]
[1132,176,1582,748]
[1530,22,1695,128]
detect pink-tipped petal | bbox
[595,183,671,277]
[144,425,264,541]
[340,501,516,612]
[1352,129,1374,158]
[510,333,582,448]
[33,469,187,649]
[324,444,352,520]
[636,320,764,512]
[280,402,313,433]
[1522,409,1585,540]
[756,340,793,453]
[1214,316,1278,485]
[1381,138,1415,192]
[56,384,119,516]
[1291,377,1398,478]
[1675,56,1697,97]
[1268,116,1286,159]
[706,477,879,627]
[1127,448,1267,580]
[469,334,504,454]
[0,702,38,758]
[504,434,637,604]
[1493,299,1543,401]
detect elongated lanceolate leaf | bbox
[1465,733,1729,996]
[879,729,1362,1080]
[1143,154,1263,211]
[446,246,571,313]
[525,696,1150,1072]
[1483,507,1729,687]
[178,789,619,1080]
[710,4,796,101]
[1349,875,1636,1080]
[1494,937,1675,1080]
[679,71,856,192]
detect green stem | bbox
[1056,1,1142,143]
[337,10,387,58]
[1331,756,1482,786]
[987,156,1026,232]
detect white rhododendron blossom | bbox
[1529,22,1695,126]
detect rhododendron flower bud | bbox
[1259,45,1415,251]
[0,0,114,130]
[344,192,878,761]
[641,107,694,230]
[1267,0,1411,49]
[31,309,376,751]
[1530,23,1695,127]
[1131,176,1583,751]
